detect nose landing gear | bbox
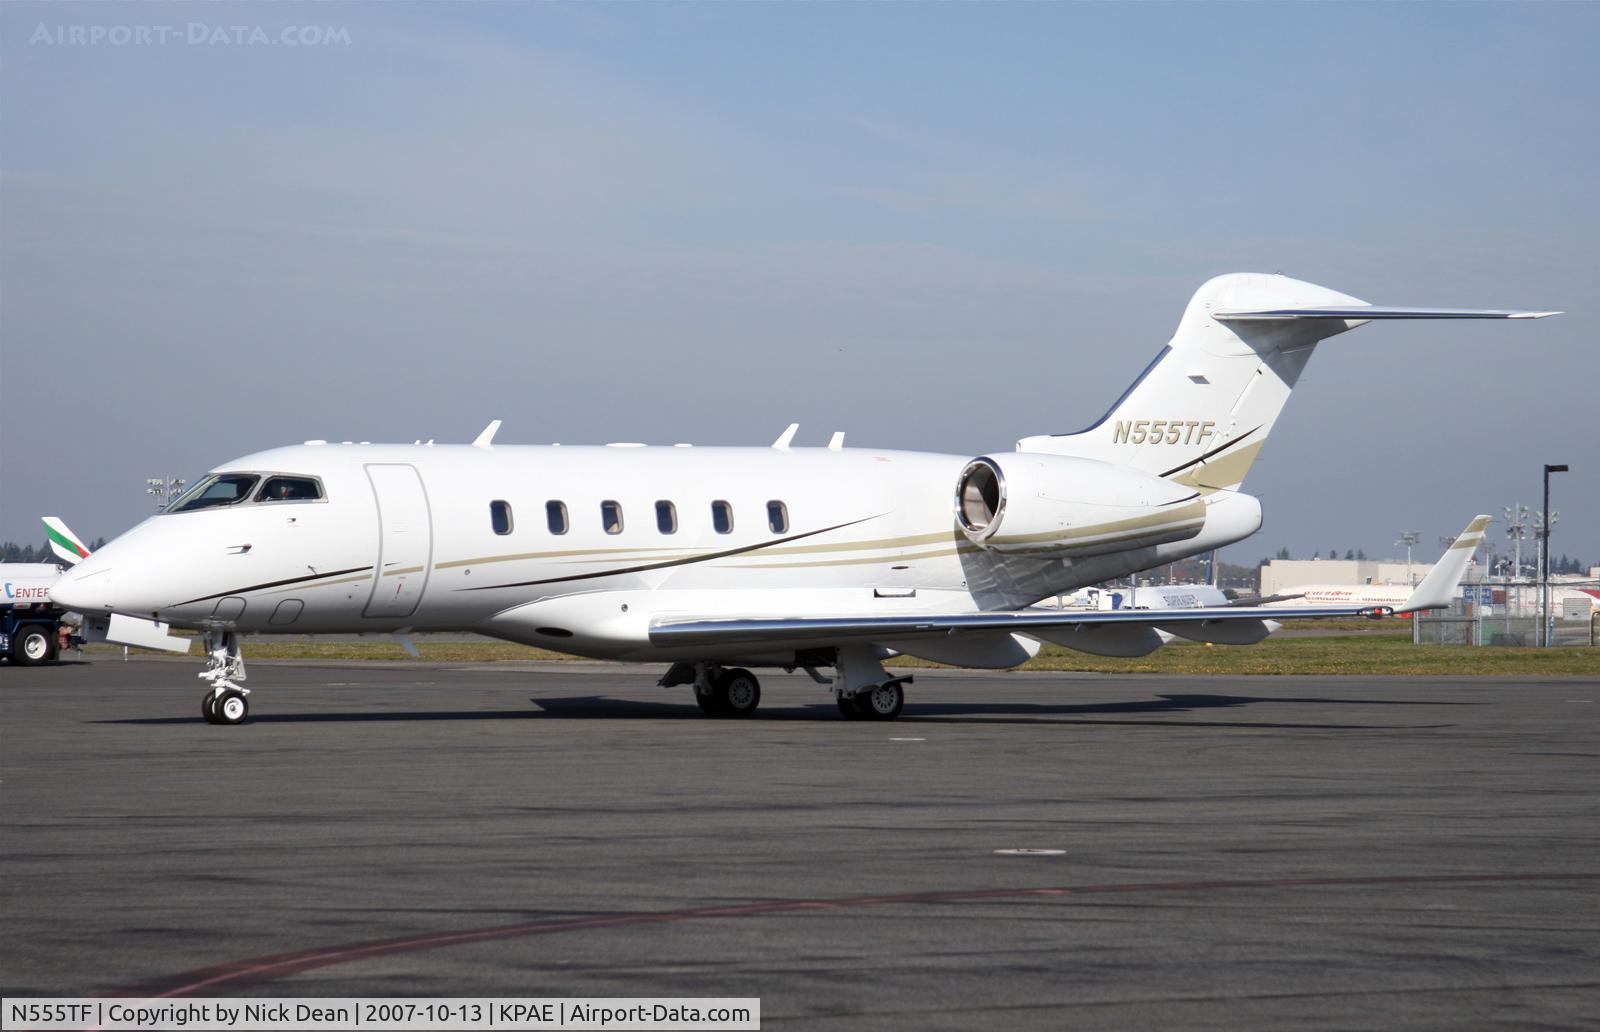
[201,688,249,725]
[199,630,250,725]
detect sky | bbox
[2,3,1596,568]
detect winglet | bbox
[472,420,502,448]
[772,423,799,449]
[42,517,91,566]
[1397,515,1492,614]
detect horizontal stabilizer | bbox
[1214,306,1561,322]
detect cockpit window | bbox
[256,476,323,503]
[166,474,261,512]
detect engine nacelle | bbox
[954,453,1208,557]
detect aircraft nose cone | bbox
[50,560,112,614]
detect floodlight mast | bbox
[1503,505,1530,580]
[1396,531,1420,586]
[145,476,188,510]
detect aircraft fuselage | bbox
[57,442,1260,663]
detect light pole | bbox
[1396,530,1420,586]
[1541,464,1569,647]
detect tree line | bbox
[0,538,107,564]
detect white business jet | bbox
[50,273,1554,724]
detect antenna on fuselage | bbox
[772,423,799,449]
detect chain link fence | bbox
[1417,601,1598,647]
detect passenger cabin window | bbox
[490,500,513,535]
[767,500,789,534]
[711,500,734,534]
[166,474,260,512]
[257,476,323,503]
[656,500,677,534]
[546,500,569,535]
[602,500,624,535]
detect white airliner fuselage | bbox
[49,273,1552,723]
[1264,585,1421,609]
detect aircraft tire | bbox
[13,625,52,666]
[714,668,761,718]
[860,681,905,721]
[694,686,721,716]
[201,691,221,724]
[837,694,865,720]
[215,689,249,725]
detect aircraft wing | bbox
[1225,592,1304,607]
[649,602,1388,649]
[652,514,1490,651]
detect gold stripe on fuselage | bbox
[988,519,1207,557]
[720,545,975,570]
[987,499,1206,547]
[431,528,955,574]
[434,545,694,570]
[261,572,376,595]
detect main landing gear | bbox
[832,643,910,721]
[704,666,762,718]
[835,678,909,721]
[661,663,763,718]
[661,649,912,721]
[199,630,250,725]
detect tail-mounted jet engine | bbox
[954,453,1209,558]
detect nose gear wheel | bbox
[198,630,250,724]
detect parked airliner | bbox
[50,273,1554,724]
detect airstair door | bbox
[363,463,433,619]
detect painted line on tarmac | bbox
[106,872,1599,998]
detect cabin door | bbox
[363,463,433,619]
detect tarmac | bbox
[2,657,1597,1029]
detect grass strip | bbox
[85,631,1598,677]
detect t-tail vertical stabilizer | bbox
[1017,274,1559,495]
